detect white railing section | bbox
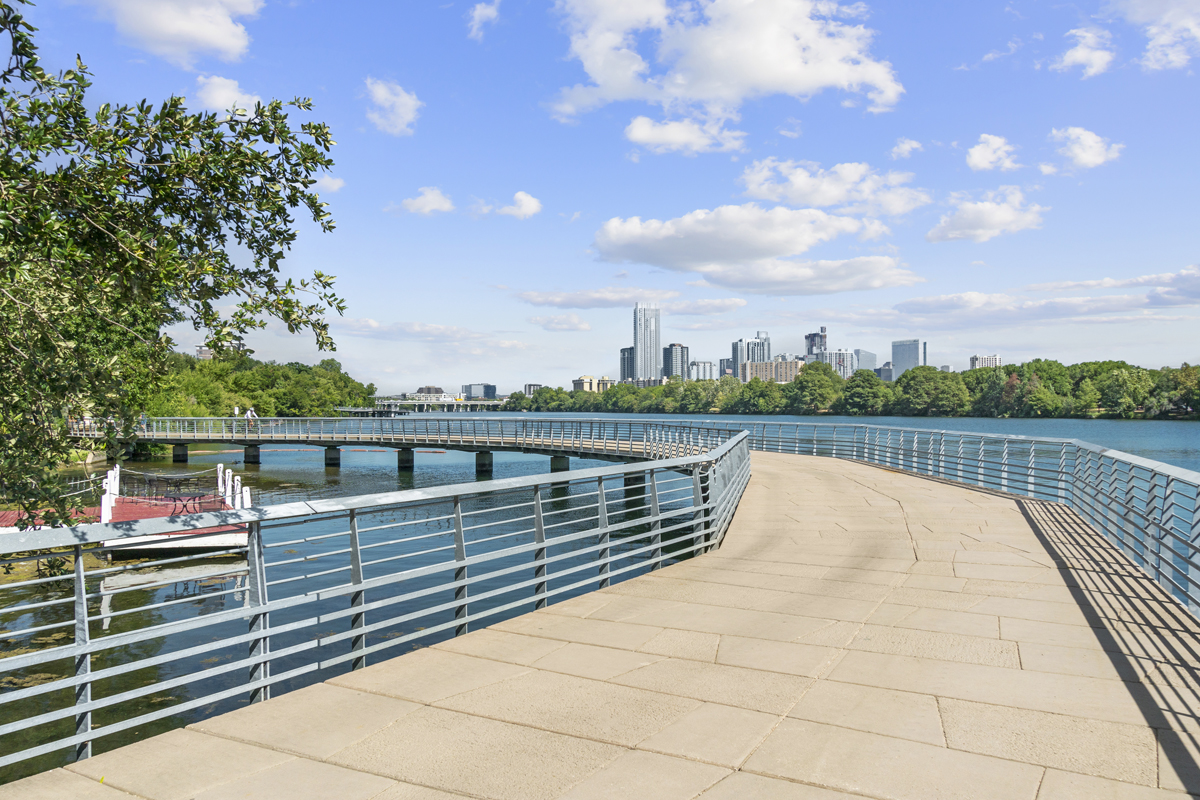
[0,429,751,774]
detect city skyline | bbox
[35,0,1199,392]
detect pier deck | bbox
[9,451,1200,799]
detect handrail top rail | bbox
[0,432,749,556]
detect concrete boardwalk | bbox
[10,452,1200,799]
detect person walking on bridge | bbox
[244,407,259,431]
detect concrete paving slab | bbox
[623,601,833,642]
[66,729,293,800]
[1158,729,1200,793]
[744,718,1044,800]
[430,628,568,665]
[848,623,1021,668]
[895,607,1000,638]
[327,706,622,800]
[190,683,419,759]
[636,703,779,768]
[794,620,863,648]
[613,658,813,714]
[697,772,863,799]
[490,611,663,650]
[372,784,474,799]
[788,679,945,746]
[327,648,529,704]
[887,587,988,612]
[0,770,139,800]
[529,642,665,680]
[638,628,722,661]
[1037,769,1200,799]
[190,757,394,800]
[715,636,837,677]
[556,749,729,799]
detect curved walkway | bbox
[10,452,1200,799]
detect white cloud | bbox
[398,187,455,215]
[554,0,903,154]
[594,202,920,295]
[890,138,922,159]
[1106,0,1200,69]
[1052,28,1116,78]
[1039,163,1059,175]
[1050,126,1124,168]
[338,317,529,357]
[517,287,681,308]
[625,116,746,154]
[662,298,748,315]
[194,75,259,112]
[966,134,1021,171]
[926,187,1046,243]
[365,78,423,136]
[468,0,500,41]
[528,313,591,331]
[741,158,931,216]
[314,175,345,193]
[983,37,1022,61]
[497,191,543,219]
[88,0,261,69]
[1027,265,1200,305]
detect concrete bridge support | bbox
[550,456,570,472]
[244,445,260,465]
[397,448,414,471]
[475,451,493,475]
[325,447,341,468]
[172,444,188,464]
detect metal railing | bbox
[0,428,751,775]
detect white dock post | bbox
[241,486,251,509]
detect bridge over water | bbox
[6,418,1200,797]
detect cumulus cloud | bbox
[87,0,261,69]
[1050,126,1124,168]
[1039,163,1059,175]
[313,175,345,193]
[1052,28,1116,77]
[365,78,423,136]
[517,287,681,308]
[890,138,922,159]
[397,187,454,215]
[338,317,528,356]
[594,203,920,294]
[468,0,500,41]
[662,298,748,315]
[194,75,259,112]
[625,116,746,154]
[966,134,1021,171]
[528,313,591,331]
[926,187,1046,243]
[741,158,931,216]
[1106,0,1200,69]
[554,0,903,154]
[1027,264,1200,306]
[497,191,543,219]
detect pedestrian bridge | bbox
[7,419,1200,797]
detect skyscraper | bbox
[619,347,635,381]
[804,326,828,356]
[970,354,1003,369]
[690,361,716,380]
[662,343,689,379]
[892,339,921,379]
[731,331,770,380]
[756,331,772,362]
[633,303,661,380]
[816,349,858,380]
[854,349,877,372]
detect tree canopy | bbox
[0,1,343,525]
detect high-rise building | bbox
[854,349,877,372]
[690,361,716,381]
[970,354,1003,369]
[875,362,894,382]
[523,383,542,396]
[461,383,496,400]
[940,365,953,373]
[195,345,214,360]
[574,376,614,392]
[923,342,928,367]
[816,349,857,380]
[756,331,772,362]
[596,376,615,392]
[731,331,770,379]
[718,358,735,377]
[662,343,690,380]
[891,339,921,379]
[633,303,661,380]
[804,326,828,356]
[775,358,804,383]
[619,347,635,381]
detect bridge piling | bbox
[325,447,341,468]
[172,444,188,464]
[550,455,570,472]
[475,451,493,475]
[244,445,260,465]
[397,448,414,471]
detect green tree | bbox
[889,367,969,416]
[501,391,531,412]
[833,370,893,415]
[1,2,344,525]
[729,378,784,415]
[1099,368,1154,418]
[1074,378,1101,415]
[784,362,841,415]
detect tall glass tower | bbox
[633,303,661,380]
[891,339,921,379]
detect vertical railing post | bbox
[246,521,271,703]
[597,477,611,588]
[453,497,469,636]
[349,509,366,670]
[1001,439,1010,493]
[72,545,91,762]
[533,486,547,609]
[649,469,662,569]
[691,467,708,554]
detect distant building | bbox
[816,349,857,380]
[970,354,1003,369]
[621,377,668,389]
[719,357,735,377]
[731,331,770,378]
[775,358,804,383]
[596,376,616,392]
[573,376,596,393]
[741,359,803,383]
[663,343,690,380]
[804,327,828,356]
[523,383,543,396]
[407,388,455,402]
[633,303,662,380]
[416,386,444,395]
[854,349,877,372]
[195,345,214,360]
[923,342,928,367]
[940,365,953,373]
[773,353,798,362]
[620,347,635,381]
[461,383,497,400]
[690,361,716,381]
[891,339,921,379]
[875,362,894,382]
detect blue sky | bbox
[28,0,1200,391]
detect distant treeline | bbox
[145,353,376,417]
[501,360,1200,419]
